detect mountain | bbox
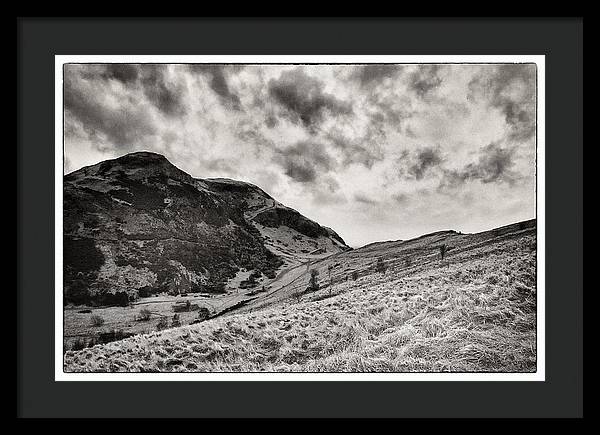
[63,151,350,306]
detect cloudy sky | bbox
[64,63,537,247]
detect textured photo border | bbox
[54,54,546,382]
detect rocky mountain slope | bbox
[63,152,349,306]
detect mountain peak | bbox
[115,150,170,162]
[66,151,193,184]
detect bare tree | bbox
[440,244,447,260]
[308,269,320,292]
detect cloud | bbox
[326,128,385,169]
[188,65,242,110]
[268,68,352,132]
[63,63,536,247]
[352,64,404,88]
[273,140,334,183]
[354,192,379,205]
[365,88,414,136]
[64,65,157,149]
[140,65,187,117]
[64,155,73,173]
[441,142,521,187]
[409,65,443,98]
[396,146,444,180]
[309,176,347,205]
[100,64,140,84]
[469,64,536,142]
[265,113,278,128]
[408,146,444,180]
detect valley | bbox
[64,218,537,372]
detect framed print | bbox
[55,55,544,382]
[18,18,582,419]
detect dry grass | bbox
[64,228,536,373]
[63,292,251,351]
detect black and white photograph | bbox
[58,57,543,377]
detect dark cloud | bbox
[140,65,187,117]
[274,141,334,183]
[268,68,352,132]
[369,95,413,128]
[78,64,140,85]
[365,89,414,137]
[469,64,536,142]
[326,128,385,169]
[396,146,444,180]
[64,67,157,149]
[101,64,139,84]
[188,65,242,110]
[409,65,443,98]
[441,142,521,187]
[235,123,276,159]
[352,64,404,88]
[409,146,444,180]
[354,193,379,205]
[265,113,278,128]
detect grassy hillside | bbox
[64,220,536,373]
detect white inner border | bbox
[55,55,545,382]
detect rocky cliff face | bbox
[63,152,350,306]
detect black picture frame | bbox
[17,17,583,419]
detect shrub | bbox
[197,307,211,321]
[173,300,192,312]
[137,286,155,298]
[351,271,359,281]
[93,291,130,307]
[156,316,169,331]
[263,269,276,279]
[171,314,181,328]
[90,315,105,327]
[137,308,152,321]
[308,269,319,292]
[293,288,304,303]
[65,279,92,306]
[327,265,334,294]
[98,329,132,344]
[64,237,104,274]
[70,338,88,352]
[376,257,387,274]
